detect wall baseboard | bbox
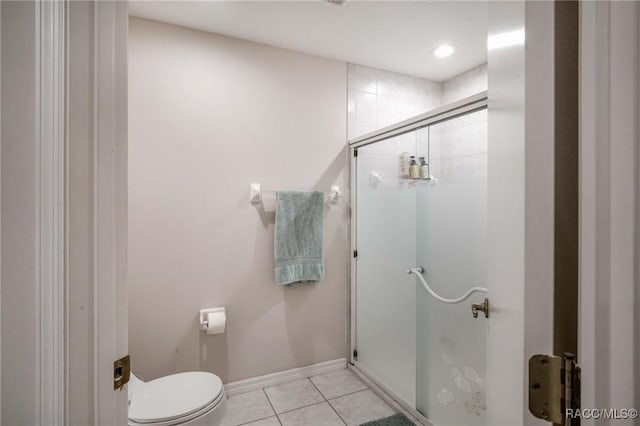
[224,358,347,397]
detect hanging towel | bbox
[274,191,324,285]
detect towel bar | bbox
[249,183,341,205]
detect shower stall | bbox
[349,93,488,426]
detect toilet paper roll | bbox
[206,311,226,335]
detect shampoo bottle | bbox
[419,157,429,180]
[399,152,410,178]
[409,156,420,179]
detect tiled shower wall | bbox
[347,63,488,140]
[441,64,488,105]
[347,64,442,140]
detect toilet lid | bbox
[129,372,223,424]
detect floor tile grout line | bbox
[309,377,348,425]
[273,399,329,416]
[263,378,326,416]
[307,377,330,402]
[328,387,398,425]
[261,388,282,426]
[326,387,371,402]
[226,389,278,426]
[277,400,348,426]
[236,413,278,426]
[309,372,369,401]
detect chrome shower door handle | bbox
[471,298,489,318]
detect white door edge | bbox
[486,2,556,425]
[91,2,129,424]
[63,1,129,424]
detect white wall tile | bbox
[347,64,442,140]
[441,64,488,105]
[348,63,487,141]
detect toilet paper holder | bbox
[199,307,226,331]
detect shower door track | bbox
[347,92,488,424]
[348,91,487,149]
[349,362,434,426]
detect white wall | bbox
[128,17,348,383]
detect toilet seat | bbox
[128,372,224,426]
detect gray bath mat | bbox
[360,413,415,426]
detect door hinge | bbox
[353,350,358,359]
[353,250,358,258]
[529,353,580,425]
[354,149,358,157]
[114,355,131,390]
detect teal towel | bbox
[274,191,324,285]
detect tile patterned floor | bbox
[221,369,396,426]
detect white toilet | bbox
[128,371,226,426]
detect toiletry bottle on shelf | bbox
[409,156,420,179]
[399,152,410,179]
[419,157,429,180]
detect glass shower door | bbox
[415,109,488,425]
[353,104,488,426]
[355,131,421,405]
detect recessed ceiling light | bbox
[433,44,455,58]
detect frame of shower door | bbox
[347,91,488,425]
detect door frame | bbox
[4,1,74,423]
[578,1,639,417]
[31,0,129,424]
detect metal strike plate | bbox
[114,355,131,390]
[529,354,563,423]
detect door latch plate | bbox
[114,355,131,390]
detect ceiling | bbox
[129,1,488,82]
